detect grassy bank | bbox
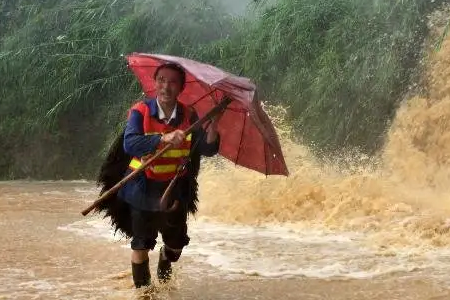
[0,0,447,179]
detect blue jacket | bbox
[118,98,220,211]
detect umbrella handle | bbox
[81,96,232,217]
[186,96,231,132]
[159,165,184,212]
[166,200,180,213]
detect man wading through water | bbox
[116,63,221,288]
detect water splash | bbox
[197,23,450,252]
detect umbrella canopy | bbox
[126,53,289,176]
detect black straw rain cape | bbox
[94,128,201,238]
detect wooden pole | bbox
[81,96,232,216]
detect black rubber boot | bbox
[132,259,150,288]
[157,246,173,283]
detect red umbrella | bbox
[80,53,290,216]
[126,53,289,176]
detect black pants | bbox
[130,207,190,251]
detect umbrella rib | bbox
[235,112,247,166]
[190,89,216,107]
[199,81,218,106]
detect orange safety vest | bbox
[127,100,192,181]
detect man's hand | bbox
[161,129,186,147]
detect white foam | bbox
[57,219,125,242]
[74,187,99,195]
[183,221,450,280]
[72,186,101,204]
[0,267,116,300]
[42,191,67,196]
[1,268,35,277]
[18,280,55,290]
[69,179,90,183]
[58,218,450,281]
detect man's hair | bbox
[153,62,186,87]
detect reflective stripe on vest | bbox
[162,149,190,158]
[145,132,192,141]
[129,158,142,170]
[151,164,178,173]
[128,158,179,174]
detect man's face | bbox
[155,68,184,105]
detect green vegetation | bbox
[0,0,447,179]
